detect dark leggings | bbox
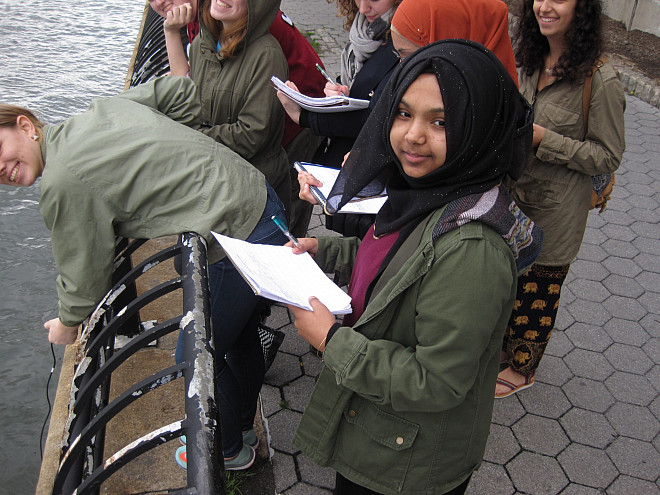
[334,472,472,495]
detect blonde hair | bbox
[330,0,401,31]
[202,7,248,59]
[0,104,44,139]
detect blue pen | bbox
[271,214,300,248]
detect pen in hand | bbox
[315,63,335,85]
[271,214,300,248]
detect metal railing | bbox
[51,233,224,495]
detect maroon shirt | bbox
[343,225,400,327]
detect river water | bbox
[0,1,143,491]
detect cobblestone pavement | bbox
[260,2,660,493]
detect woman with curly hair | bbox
[496,0,626,398]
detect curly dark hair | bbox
[513,0,604,84]
[330,0,402,31]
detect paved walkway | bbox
[261,2,660,493]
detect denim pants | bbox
[176,182,287,457]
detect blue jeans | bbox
[176,182,287,457]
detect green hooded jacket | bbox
[189,0,290,211]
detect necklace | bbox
[544,67,554,76]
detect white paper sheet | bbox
[212,232,352,315]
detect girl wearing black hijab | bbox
[287,40,542,495]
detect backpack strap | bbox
[582,58,605,133]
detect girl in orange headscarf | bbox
[390,0,519,85]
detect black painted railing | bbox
[51,234,224,495]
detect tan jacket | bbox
[508,62,625,265]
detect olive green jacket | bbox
[189,0,290,210]
[508,62,625,265]
[294,209,518,494]
[39,77,266,326]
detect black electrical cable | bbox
[40,343,57,460]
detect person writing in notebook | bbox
[291,0,520,239]
[285,41,542,495]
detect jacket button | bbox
[348,410,356,417]
[396,436,404,445]
[201,49,205,54]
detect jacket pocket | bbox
[542,102,580,131]
[333,396,419,492]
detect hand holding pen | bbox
[315,63,349,97]
[271,214,301,249]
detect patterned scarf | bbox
[433,185,543,274]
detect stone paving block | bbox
[648,365,660,392]
[268,409,303,455]
[636,251,660,274]
[607,475,660,495]
[466,462,515,495]
[602,273,645,298]
[599,209,636,227]
[566,298,612,325]
[631,220,660,238]
[558,484,605,494]
[606,371,658,405]
[559,407,617,448]
[603,343,654,374]
[261,384,283,418]
[602,238,640,258]
[564,322,613,352]
[265,351,303,387]
[282,375,315,413]
[267,303,292,329]
[297,453,335,490]
[640,291,660,316]
[603,255,644,278]
[605,402,660,441]
[604,318,651,346]
[637,270,660,293]
[279,325,313,356]
[518,382,572,419]
[563,377,616,413]
[557,444,618,489]
[639,313,660,338]
[272,450,298,494]
[545,327,575,357]
[607,436,660,481]
[642,336,660,363]
[564,348,615,381]
[565,279,610,302]
[300,350,324,378]
[282,481,333,495]
[483,424,520,464]
[507,451,568,494]
[492,395,526,426]
[536,355,574,386]
[600,222,637,242]
[625,194,659,210]
[580,227,608,247]
[575,243,608,262]
[602,294,648,321]
[512,415,569,456]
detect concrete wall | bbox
[603,0,660,37]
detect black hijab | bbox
[325,39,533,236]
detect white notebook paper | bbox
[212,232,352,315]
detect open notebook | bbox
[272,76,369,113]
[294,162,387,214]
[212,232,352,315]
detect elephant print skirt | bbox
[502,264,570,375]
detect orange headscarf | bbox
[391,0,518,85]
